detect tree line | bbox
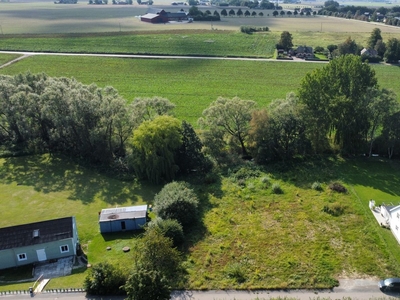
[1,55,400,184]
[319,0,400,28]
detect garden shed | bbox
[99,205,148,233]
[0,217,80,270]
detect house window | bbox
[397,213,400,219]
[396,225,399,231]
[60,245,69,253]
[17,253,27,261]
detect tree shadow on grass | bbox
[0,154,159,205]
[266,155,400,199]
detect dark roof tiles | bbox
[0,217,74,251]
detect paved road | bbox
[0,50,328,67]
[1,279,400,300]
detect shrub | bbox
[329,182,347,193]
[322,202,346,216]
[204,172,219,184]
[224,262,246,283]
[154,181,199,228]
[124,267,170,300]
[84,262,127,295]
[232,167,260,181]
[311,181,323,191]
[271,182,283,194]
[147,218,184,246]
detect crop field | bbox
[1,55,400,125]
[1,1,400,34]
[0,31,278,57]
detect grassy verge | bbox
[0,54,21,66]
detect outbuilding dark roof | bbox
[0,217,74,251]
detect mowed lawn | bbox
[0,154,160,291]
[1,55,400,125]
[2,154,400,290]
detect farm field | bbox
[1,55,400,125]
[1,155,400,290]
[1,1,400,34]
[0,31,278,58]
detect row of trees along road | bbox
[1,55,400,182]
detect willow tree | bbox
[198,96,256,157]
[129,115,182,184]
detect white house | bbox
[380,205,400,244]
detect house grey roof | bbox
[99,205,148,222]
[141,13,160,19]
[0,217,74,251]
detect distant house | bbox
[140,9,189,23]
[0,217,79,270]
[99,205,148,233]
[361,48,378,57]
[288,46,314,59]
[380,205,400,243]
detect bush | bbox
[329,182,347,193]
[204,172,219,184]
[311,181,323,191]
[271,182,283,194]
[232,167,261,181]
[84,262,127,295]
[154,181,199,228]
[148,218,184,246]
[322,202,346,216]
[240,25,269,34]
[124,267,171,300]
[224,262,246,283]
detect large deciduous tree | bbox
[198,96,256,157]
[367,28,383,49]
[124,228,182,300]
[298,55,379,154]
[366,88,399,157]
[384,38,400,63]
[129,116,182,184]
[277,31,293,50]
[249,93,310,162]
